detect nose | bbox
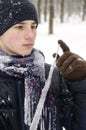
[24,28,34,39]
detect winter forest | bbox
[31,0,86,34]
[30,0,86,64]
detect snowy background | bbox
[34,16,86,130]
[34,18,86,65]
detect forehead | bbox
[15,20,37,25]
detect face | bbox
[0,20,37,56]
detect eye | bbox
[14,25,24,29]
[31,24,37,30]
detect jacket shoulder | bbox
[44,63,61,97]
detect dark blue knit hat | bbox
[0,0,38,35]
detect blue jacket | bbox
[0,63,86,130]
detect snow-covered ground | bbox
[35,20,86,64]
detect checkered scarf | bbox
[0,49,58,130]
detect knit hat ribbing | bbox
[0,0,38,35]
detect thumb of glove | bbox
[53,40,70,60]
[58,39,70,52]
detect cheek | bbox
[7,34,21,43]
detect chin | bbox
[21,50,32,56]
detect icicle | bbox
[29,44,60,130]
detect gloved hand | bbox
[54,40,86,81]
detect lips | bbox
[23,43,33,47]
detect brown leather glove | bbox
[55,40,86,81]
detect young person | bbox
[0,0,86,130]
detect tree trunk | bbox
[60,0,64,23]
[82,0,86,21]
[37,0,41,23]
[44,0,48,21]
[49,0,54,34]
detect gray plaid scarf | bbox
[0,49,58,130]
